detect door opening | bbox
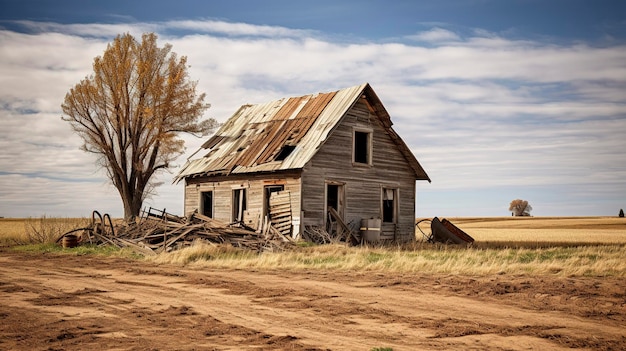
[232,188,247,223]
[200,191,213,218]
[382,188,397,223]
[264,185,285,218]
[325,183,344,235]
[327,184,339,212]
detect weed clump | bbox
[24,216,89,244]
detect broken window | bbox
[382,188,397,223]
[232,188,247,223]
[200,191,213,218]
[353,130,371,164]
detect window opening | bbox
[200,191,213,218]
[354,131,370,164]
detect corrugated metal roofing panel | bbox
[255,91,336,164]
[175,83,430,182]
[175,84,367,180]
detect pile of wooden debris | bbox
[302,208,360,245]
[57,209,295,255]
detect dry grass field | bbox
[138,216,626,277]
[441,216,626,244]
[2,216,625,277]
[0,217,89,245]
[149,215,626,277]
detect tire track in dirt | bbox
[185,270,626,350]
[1,252,625,350]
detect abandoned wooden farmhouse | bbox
[174,83,430,242]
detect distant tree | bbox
[620,209,624,218]
[509,199,532,216]
[62,33,218,221]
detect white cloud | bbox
[0,20,624,217]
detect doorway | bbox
[264,185,285,219]
[200,191,213,218]
[325,182,344,235]
[232,188,247,223]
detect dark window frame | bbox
[353,128,372,165]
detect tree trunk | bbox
[121,191,143,222]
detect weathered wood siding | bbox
[302,99,417,241]
[184,171,302,234]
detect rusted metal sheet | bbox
[255,91,336,164]
[430,217,474,244]
[279,85,365,170]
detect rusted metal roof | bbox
[175,83,430,182]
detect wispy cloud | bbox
[8,19,315,39]
[407,27,461,42]
[1,19,624,217]
[8,20,157,38]
[163,19,315,38]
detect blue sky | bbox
[0,0,625,218]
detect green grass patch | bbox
[297,255,344,266]
[10,243,63,253]
[365,252,390,263]
[9,243,141,259]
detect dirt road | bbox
[1,251,624,350]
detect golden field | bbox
[0,217,89,245]
[430,216,626,244]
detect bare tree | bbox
[62,33,218,221]
[509,199,532,216]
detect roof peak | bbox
[244,83,370,107]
